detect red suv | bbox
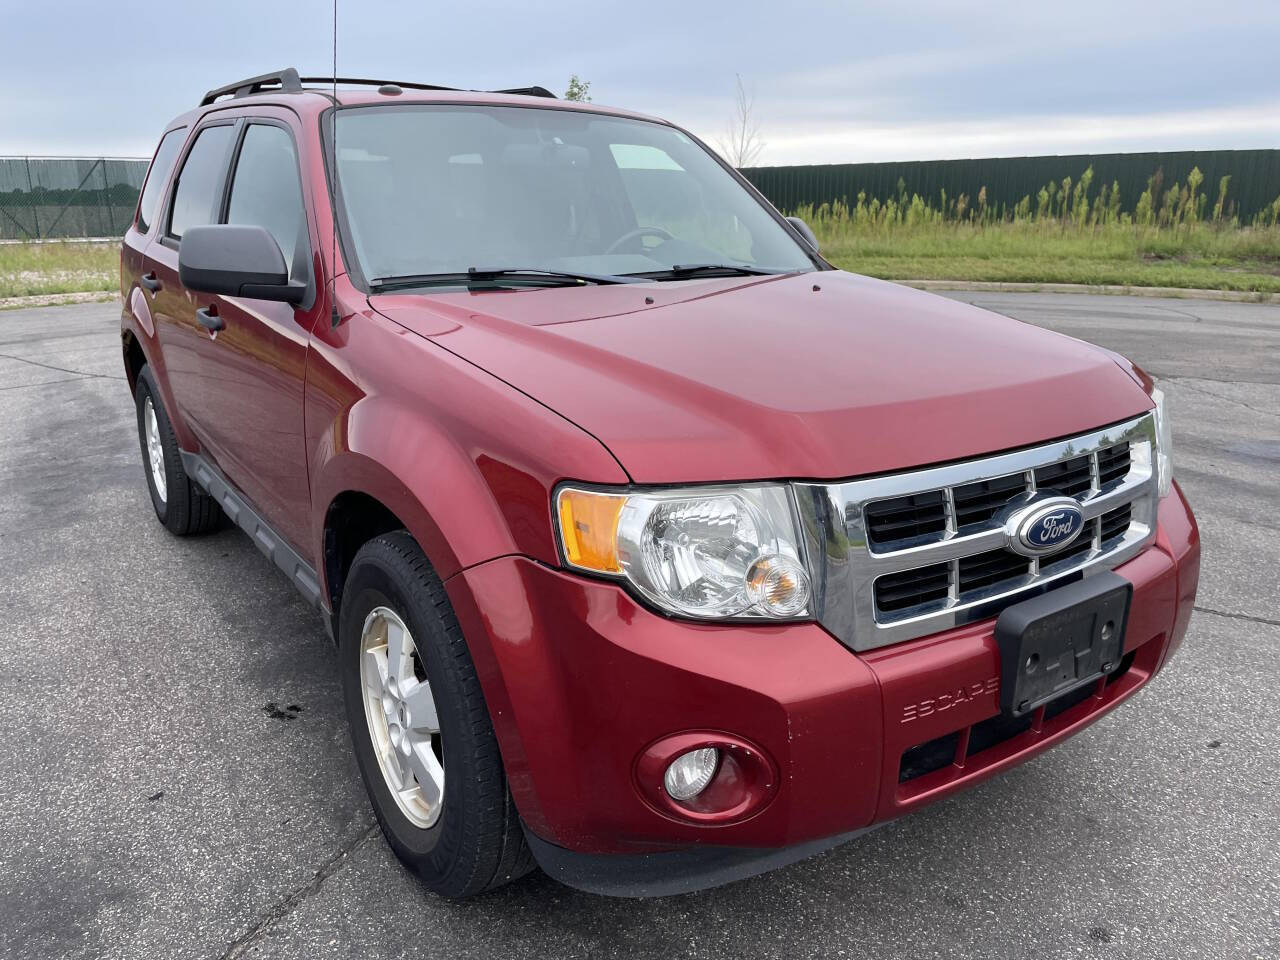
[120,69,1200,898]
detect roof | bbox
[193,68,664,125]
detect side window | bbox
[136,127,186,233]
[225,124,308,277]
[168,124,234,240]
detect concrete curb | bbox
[0,290,118,311]
[896,279,1280,303]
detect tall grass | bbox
[792,164,1280,232]
[0,241,118,299]
[799,165,1280,293]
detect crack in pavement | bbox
[0,375,95,391]
[1193,605,1280,629]
[0,350,125,381]
[1149,370,1278,386]
[216,822,380,960]
[1158,376,1280,419]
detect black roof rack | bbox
[200,68,303,106]
[200,67,558,107]
[491,86,557,99]
[296,76,461,94]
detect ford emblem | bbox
[1006,497,1086,557]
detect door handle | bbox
[139,272,161,293]
[196,305,225,332]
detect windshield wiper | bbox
[369,267,644,291]
[625,263,781,281]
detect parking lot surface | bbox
[1,291,1277,959]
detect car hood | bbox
[370,271,1153,484]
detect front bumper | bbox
[445,482,1199,893]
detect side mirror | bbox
[178,224,306,304]
[786,216,820,254]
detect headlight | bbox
[556,484,812,620]
[1151,387,1173,498]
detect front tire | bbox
[339,531,533,898]
[134,366,221,535]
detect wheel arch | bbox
[322,488,415,626]
[122,328,147,394]
[313,440,509,636]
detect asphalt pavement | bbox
[1,291,1277,959]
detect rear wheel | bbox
[339,531,534,898]
[134,365,221,535]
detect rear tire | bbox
[134,365,221,536]
[339,531,534,898]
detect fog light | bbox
[663,747,720,801]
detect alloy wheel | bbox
[359,606,445,828]
[143,397,167,503]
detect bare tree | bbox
[717,74,765,168]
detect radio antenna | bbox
[329,0,339,328]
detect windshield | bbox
[332,104,816,283]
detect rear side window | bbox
[226,124,308,277]
[136,128,186,233]
[168,125,234,239]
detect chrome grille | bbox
[794,414,1158,651]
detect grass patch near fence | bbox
[0,241,118,298]
[812,220,1280,293]
[798,164,1280,293]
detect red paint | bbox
[376,272,1153,483]
[120,85,1201,864]
[447,483,1198,853]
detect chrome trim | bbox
[794,414,1158,651]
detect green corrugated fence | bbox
[4,149,1279,240]
[0,157,148,240]
[741,149,1280,222]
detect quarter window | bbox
[226,124,308,277]
[168,125,234,240]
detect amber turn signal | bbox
[556,488,626,574]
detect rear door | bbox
[124,124,187,309]
[124,124,188,412]
[147,119,239,434]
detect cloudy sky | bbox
[2,0,1277,165]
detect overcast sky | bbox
[2,0,1277,165]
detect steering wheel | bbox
[605,225,676,256]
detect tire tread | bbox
[345,531,533,897]
[135,366,222,536]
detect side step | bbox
[181,451,327,619]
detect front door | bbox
[150,111,321,554]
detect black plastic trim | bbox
[180,451,326,615]
[201,68,303,106]
[491,85,557,98]
[521,820,883,897]
[994,571,1132,717]
[298,75,460,94]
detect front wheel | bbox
[339,531,534,898]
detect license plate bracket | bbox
[994,572,1131,717]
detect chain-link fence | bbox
[0,157,149,240]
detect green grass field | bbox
[811,220,1280,294]
[3,222,1278,301]
[0,241,118,299]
